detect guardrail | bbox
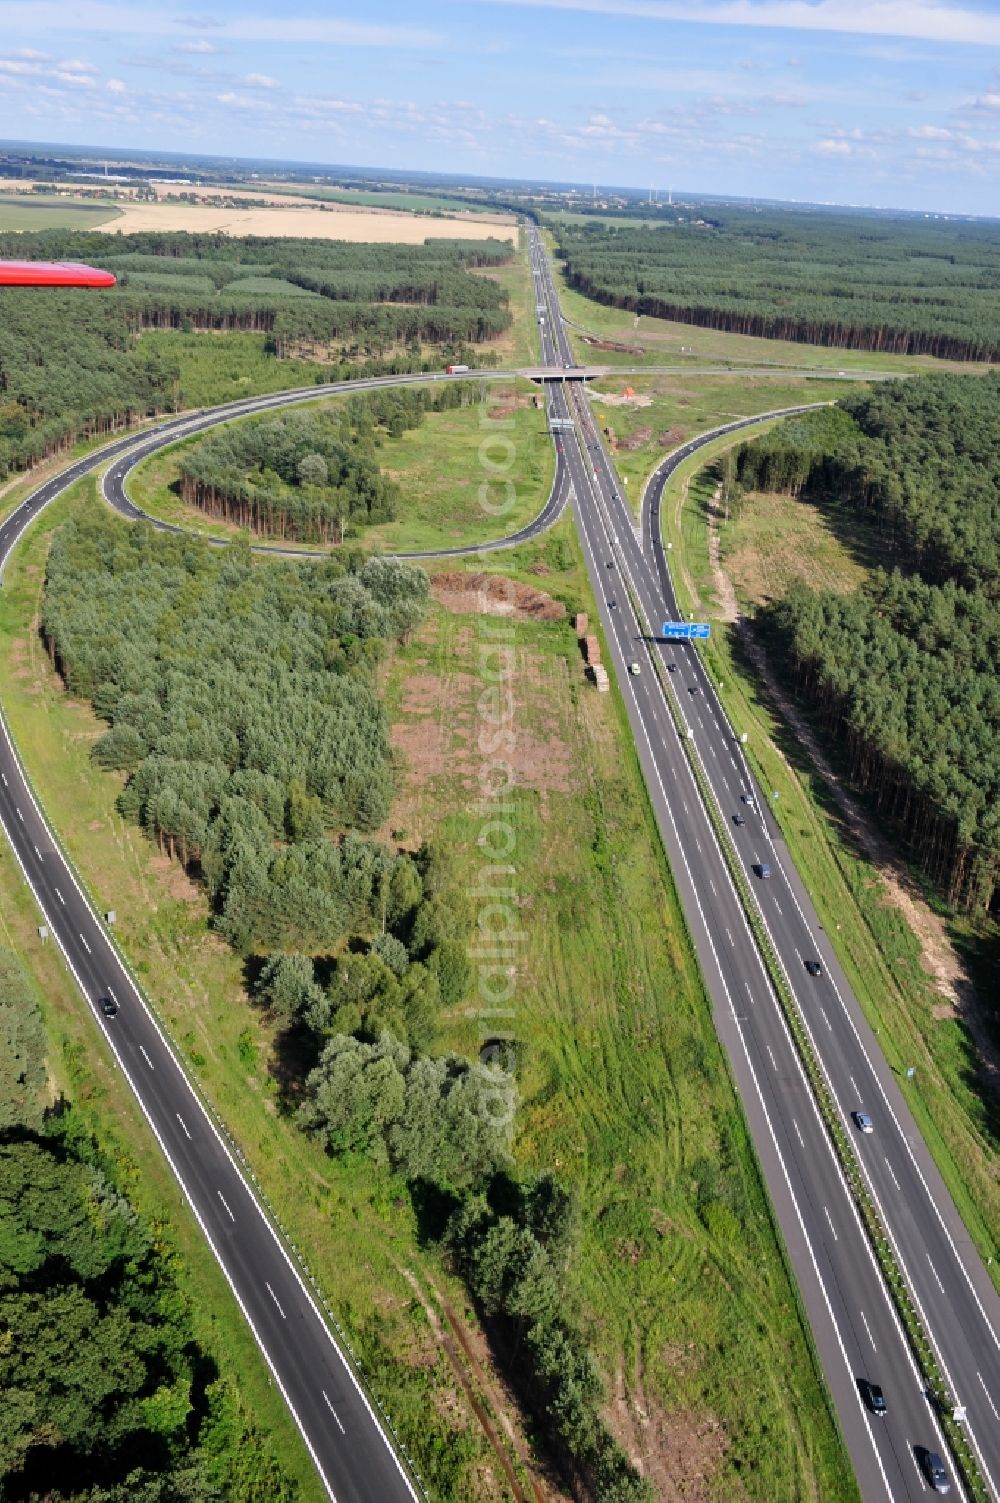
[640,619,990,1503]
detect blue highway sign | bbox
[661,622,711,640]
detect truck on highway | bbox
[446,363,470,374]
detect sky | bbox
[2,1,1000,214]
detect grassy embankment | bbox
[0,457,852,1499]
[544,234,993,376]
[124,380,553,554]
[586,373,847,518]
[646,438,1000,1288]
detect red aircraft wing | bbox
[0,260,116,287]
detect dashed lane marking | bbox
[139,1045,154,1069]
[860,1310,877,1352]
[218,1191,236,1223]
[322,1391,346,1435]
[265,1282,287,1320]
[176,1114,192,1140]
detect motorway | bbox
[529,225,1000,1502]
[0,241,995,1502]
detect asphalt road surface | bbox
[0,242,996,1503]
[529,223,1000,1502]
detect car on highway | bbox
[754,862,771,879]
[804,959,823,977]
[860,1380,887,1415]
[628,662,640,675]
[919,1450,951,1494]
[853,1111,874,1135]
[607,560,614,568]
[608,598,617,609]
[99,995,119,1018]
[689,684,699,694]
[666,662,677,672]
[741,792,755,806]
[734,813,746,826]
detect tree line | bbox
[0,946,299,1502]
[0,229,513,479]
[177,382,485,542]
[553,212,1000,361]
[44,510,652,1501]
[732,375,999,912]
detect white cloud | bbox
[815,137,853,155]
[909,124,953,139]
[0,3,442,50]
[106,77,126,93]
[973,91,1000,110]
[242,72,278,89]
[480,0,1000,46]
[173,39,220,54]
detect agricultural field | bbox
[97,195,514,242]
[125,378,553,553]
[586,372,851,516]
[650,420,1000,1290]
[0,193,121,231]
[0,468,851,1501]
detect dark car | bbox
[607,560,615,568]
[734,813,746,826]
[860,1380,886,1415]
[99,995,119,1019]
[666,662,677,672]
[608,598,617,610]
[919,1450,951,1494]
[754,862,771,879]
[689,684,699,694]
[805,959,823,977]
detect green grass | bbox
[124,380,554,554]
[0,461,852,1498]
[387,526,856,1501]
[0,480,510,1503]
[0,194,121,230]
[543,233,993,376]
[655,443,1000,1290]
[586,375,843,519]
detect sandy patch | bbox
[609,1345,730,1501]
[96,199,514,243]
[430,572,565,621]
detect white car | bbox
[628,662,641,675]
[853,1111,874,1135]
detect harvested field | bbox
[95,197,514,242]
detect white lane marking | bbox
[15,805,22,821]
[884,1158,901,1192]
[860,1309,877,1352]
[773,899,783,916]
[824,1206,839,1242]
[978,1372,1000,1423]
[695,838,702,853]
[322,1391,346,1435]
[766,1045,778,1071]
[79,932,91,954]
[726,928,734,946]
[218,1191,236,1223]
[819,1007,832,1031]
[1,772,6,786]
[908,1444,927,1491]
[33,844,41,859]
[850,1075,860,1098]
[176,1113,192,1140]
[926,1255,946,1296]
[709,878,717,897]
[139,1045,154,1069]
[265,1282,287,1320]
[682,801,689,814]
[745,982,753,998]
[792,1118,806,1149]
[709,743,717,757]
